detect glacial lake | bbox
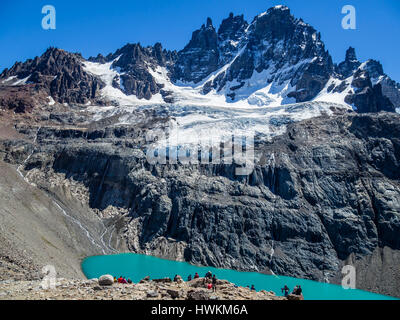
[82,253,397,300]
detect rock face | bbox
[2,107,398,297]
[331,48,396,113]
[0,48,105,105]
[172,17,220,84]
[89,43,177,100]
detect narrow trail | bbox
[15,126,116,255]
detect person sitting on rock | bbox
[207,283,212,290]
[121,277,128,284]
[114,277,117,283]
[117,276,123,283]
[194,272,200,279]
[296,285,302,295]
[173,275,179,282]
[205,271,212,279]
[251,285,256,291]
[127,278,132,284]
[187,274,192,281]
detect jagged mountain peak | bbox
[0,46,104,107]
[345,46,358,62]
[1,5,399,113]
[218,13,248,42]
[336,46,361,78]
[360,59,384,79]
[205,17,214,29]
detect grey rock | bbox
[146,290,159,298]
[166,289,180,299]
[98,275,114,286]
[187,289,211,300]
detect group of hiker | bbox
[184,271,219,292]
[281,284,303,297]
[112,273,302,298]
[114,276,132,284]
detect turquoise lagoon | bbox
[82,253,397,300]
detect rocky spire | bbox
[345,47,357,62]
[206,17,213,29]
[336,46,361,78]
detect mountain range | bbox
[1,5,399,114]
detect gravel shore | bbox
[0,276,289,301]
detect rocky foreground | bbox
[0,276,291,301]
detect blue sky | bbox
[0,0,399,81]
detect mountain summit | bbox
[0,6,399,114]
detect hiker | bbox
[121,277,128,284]
[127,278,132,284]
[212,275,217,292]
[187,274,192,282]
[194,272,200,279]
[292,286,298,294]
[117,276,123,283]
[205,271,212,279]
[251,285,256,291]
[296,285,302,295]
[114,277,117,283]
[207,283,212,290]
[281,285,290,297]
[173,274,179,282]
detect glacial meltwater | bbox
[82,253,397,300]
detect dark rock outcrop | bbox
[336,47,361,78]
[0,48,105,105]
[90,43,177,100]
[172,17,219,84]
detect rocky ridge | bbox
[0,276,285,301]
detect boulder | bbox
[167,289,180,299]
[153,278,172,283]
[147,290,159,298]
[98,275,114,286]
[140,276,150,283]
[287,294,304,301]
[188,278,208,288]
[187,289,211,300]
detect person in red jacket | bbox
[194,272,200,279]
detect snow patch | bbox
[48,96,56,106]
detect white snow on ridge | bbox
[83,58,165,107]
[157,101,341,147]
[81,59,352,150]
[1,75,31,86]
[313,76,354,108]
